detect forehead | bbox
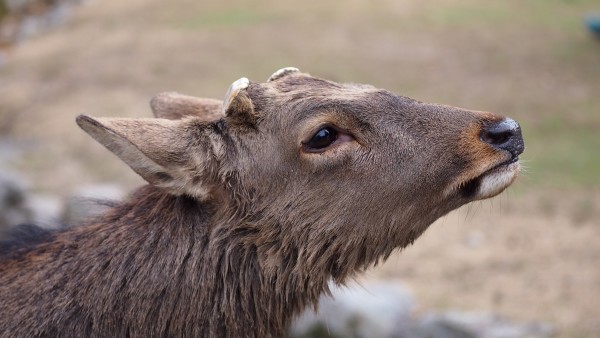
[250,74,403,122]
[270,74,376,97]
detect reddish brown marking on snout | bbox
[448,113,510,195]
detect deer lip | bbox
[459,157,520,200]
[489,156,519,172]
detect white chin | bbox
[473,161,520,200]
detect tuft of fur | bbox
[0,187,329,337]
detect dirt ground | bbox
[368,191,600,337]
[1,0,599,336]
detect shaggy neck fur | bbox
[0,186,354,338]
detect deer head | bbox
[76,67,523,280]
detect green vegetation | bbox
[423,0,598,31]
[178,9,282,29]
[523,117,600,188]
[0,1,8,21]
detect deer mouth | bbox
[459,157,521,200]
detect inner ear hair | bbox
[76,115,221,200]
[150,92,224,121]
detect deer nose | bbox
[480,118,524,157]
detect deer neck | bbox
[106,186,326,336]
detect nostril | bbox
[481,130,513,146]
[480,118,524,155]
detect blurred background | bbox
[0,0,598,337]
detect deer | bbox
[0,67,524,338]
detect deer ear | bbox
[150,92,223,121]
[267,67,300,82]
[222,77,256,126]
[76,115,223,199]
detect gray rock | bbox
[44,2,72,28]
[413,311,554,338]
[0,169,65,232]
[4,0,81,45]
[25,193,63,229]
[0,139,24,165]
[13,15,40,43]
[0,169,31,229]
[464,230,486,249]
[290,282,416,338]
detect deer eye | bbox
[303,126,339,152]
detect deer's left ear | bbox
[76,115,224,200]
[150,92,223,121]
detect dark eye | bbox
[303,126,339,152]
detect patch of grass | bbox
[176,8,282,29]
[554,33,600,62]
[521,117,600,189]
[424,2,512,27]
[421,0,600,35]
[0,1,8,21]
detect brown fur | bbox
[0,69,523,337]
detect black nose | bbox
[480,118,524,157]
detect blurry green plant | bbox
[178,9,281,29]
[0,1,8,20]
[424,0,600,32]
[523,120,600,189]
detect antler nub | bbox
[222,77,250,114]
[267,67,300,82]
